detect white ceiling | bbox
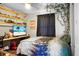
[2,3,47,14]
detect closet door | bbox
[37,13,55,37]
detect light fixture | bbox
[25,3,31,9]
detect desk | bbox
[3,35,30,47]
[3,35,30,41]
[0,35,30,56]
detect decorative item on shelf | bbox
[23,22,27,25]
[5,29,13,38]
[29,20,36,29]
[4,20,15,24]
[14,22,26,26]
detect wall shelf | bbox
[0,22,13,27]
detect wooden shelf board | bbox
[3,35,29,41]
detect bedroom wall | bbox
[74,3,79,56]
[27,9,65,37]
[26,4,74,55]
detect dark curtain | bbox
[37,13,55,37]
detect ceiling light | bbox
[25,3,31,9]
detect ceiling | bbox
[2,3,47,14]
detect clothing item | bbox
[48,37,71,56]
[32,43,48,56]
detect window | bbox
[37,13,55,37]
